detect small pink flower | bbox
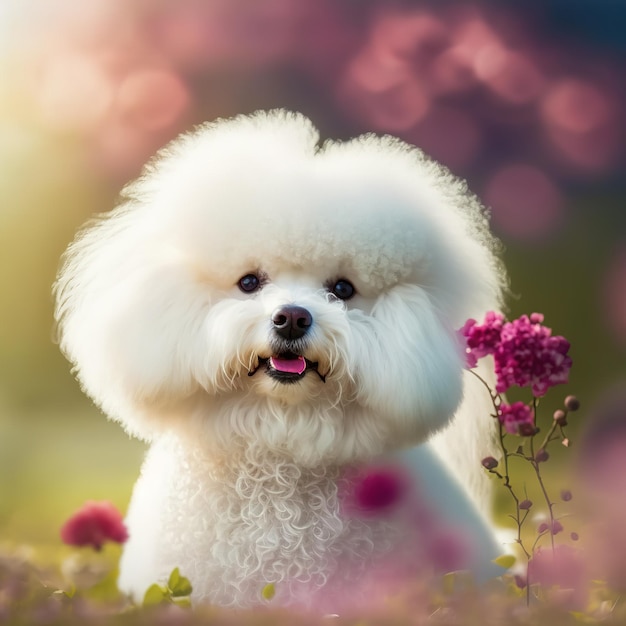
[353,467,407,514]
[426,529,469,573]
[498,402,535,435]
[551,520,564,535]
[528,545,587,595]
[460,312,504,368]
[61,501,128,551]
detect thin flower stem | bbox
[469,369,532,560]
[530,396,556,552]
[467,368,500,412]
[530,460,556,552]
[531,531,548,553]
[497,422,532,561]
[537,420,559,452]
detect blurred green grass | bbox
[0,402,144,549]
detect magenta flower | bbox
[61,501,128,551]
[494,313,572,396]
[347,466,408,516]
[461,312,572,397]
[460,311,505,367]
[354,468,405,511]
[498,402,535,436]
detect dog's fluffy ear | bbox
[321,133,506,327]
[53,211,212,440]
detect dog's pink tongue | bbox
[270,355,306,374]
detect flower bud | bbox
[571,532,579,541]
[481,456,498,470]
[551,520,564,535]
[518,423,538,437]
[535,449,550,463]
[538,522,549,534]
[553,409,567,426]
[560,490,572,502]
[519,499,533,510]
[564,395,580,412]
[514,574,527,589]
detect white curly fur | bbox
[54,110,507,611]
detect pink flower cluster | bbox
[461,312,572,397]
[60,501,128,551]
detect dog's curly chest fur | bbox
[152,440,395,608]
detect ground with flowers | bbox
[3,543,626,625]
[3,379,626,623]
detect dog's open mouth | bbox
[248,352,326,384]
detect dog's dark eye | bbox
[329,279,355,300]
[238,274,261,293]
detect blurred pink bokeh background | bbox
[0,0,624,543]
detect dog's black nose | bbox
[272,305,313,340]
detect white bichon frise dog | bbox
[55,110,507,611]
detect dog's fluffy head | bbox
[55,110,505,466]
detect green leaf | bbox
[143,583,168,606]
[569,611,597,624]
[173,596,192,608]
[261,583,276,601]
[493,554,516,570]
[52,588,75,602]
[170,575,193,598]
